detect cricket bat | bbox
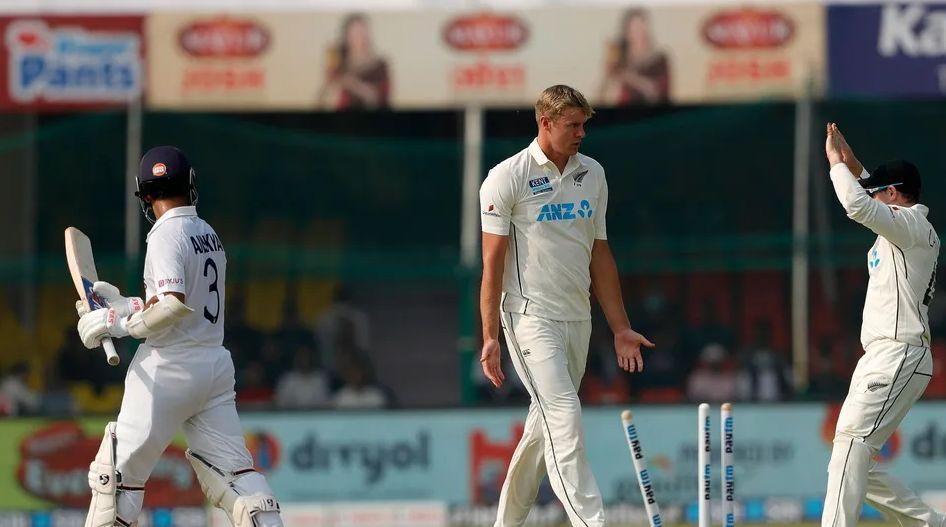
[64,227,120,366]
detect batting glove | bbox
[77,308,130,349]
[74,282,144,318]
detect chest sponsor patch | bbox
[528,176,553,195]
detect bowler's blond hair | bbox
[535,85,594,124]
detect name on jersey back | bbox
[190,233,224,255]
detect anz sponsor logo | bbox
[536,200,593,222]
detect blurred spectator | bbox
[278,297,319,353]
[333,354,389,409]
[0,362,41,416]
[58,329,122,391]
[682,299,735,375]
[633,322,684,395]
[275,345,330,409]
[317,13,390,110]
[736,320,792,401]
[237,361,274,410]
[315,286,371,370]
[40,361,75,417]
[622,286,685,399]
[225,293,263,373]
[580,318,631,404]
[686,344,738,403]
[581,352,630,405]
[804,349,849,401]
[56,330,123,413]
[258,336,288,388]
[737,349,792,401]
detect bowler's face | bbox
[546,107,587,157]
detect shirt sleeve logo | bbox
[482,203,502,218]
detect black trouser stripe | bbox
[830,438,855,527]
[503,312,590,527]
[115,516,132,527]
[866,344,908,439]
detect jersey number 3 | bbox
[204,258,220,324]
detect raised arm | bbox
[826,123,918,248]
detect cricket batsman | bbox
[75,146,283,527]
[479,85,654,527]
[823,123,943,527]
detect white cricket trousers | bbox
[111,344,280,526]
[496,312,605,527]
[822,339,944,527]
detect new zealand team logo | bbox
[572,170,588,187]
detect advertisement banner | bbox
[0,16,144,110]
[4,403,946,517]
[651,3,825,103]
[0,418,204,510]
[234,403,946,507]
[829,3,946,97]
[146,13,328,109]
[145,5,825,111]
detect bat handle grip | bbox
[102,338,120,366]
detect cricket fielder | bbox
[76,146,283,527]
[823,123,943,527]
[479,85,654,527]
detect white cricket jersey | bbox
[830,163,940,348]
[480,139,608,321]
[142,206,226,349]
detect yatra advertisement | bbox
[0,16,144,110]
[144,5,825,110]
[829,3,946,97]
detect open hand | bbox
[614,328,655,373]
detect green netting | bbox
[2,100,945,285]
